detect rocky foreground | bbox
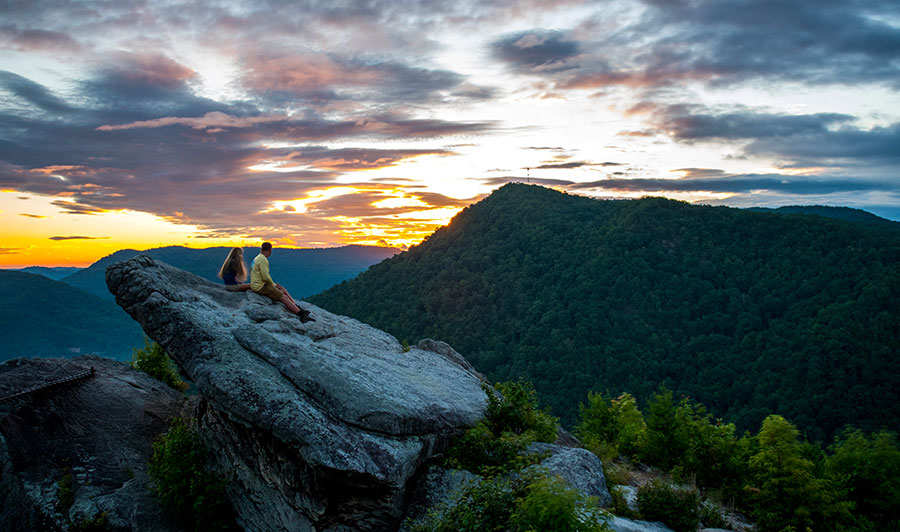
[1,256,680,532]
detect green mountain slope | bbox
[0,270,145,361]
[61,245,399,301]
[747,205,900,231]
[310,184,900,440]
[14,266,82,280]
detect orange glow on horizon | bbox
[0,187,464,268]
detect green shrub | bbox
[131,338,188,392]
[576,392,646,462]
[642,387,685,470]
[57,468,75,511]
[698,500,730,530]
[608,485,639,519]
[636,480,700,532]
[485,380,558,442]
[148,418,236,531]
[826,428,900,530]
[445,381,558,476]
[746,415,851,532]
[410,470,612,532]
[71,512,109,532]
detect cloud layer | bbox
[1,0,898,260]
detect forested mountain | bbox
[0,270,144,361]
[748,205,900,231]
[13,266,82,280]
[310,183,900,441]
[61,244,399,301]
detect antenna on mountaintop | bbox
[525,167,531,184]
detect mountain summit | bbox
[310,183,900,439]
[105,255,488,530]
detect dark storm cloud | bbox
[241,51,487,105]
[646,104,855,141]
[0,70,72,113]
[491,30,581,73]
[533,160,627,169]
[479,177,576,187]
[645,103,900,164]
[633,0,900,86]
[568,174,895,196]
[502,0,900,91]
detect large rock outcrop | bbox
[0,356,184,531]
[105,255,489,531]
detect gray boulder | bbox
[609,516,676,532]
[527,442,612,507]
[403,443,612,529]
[0,355,184,531]
[400,465,480,531]
[105,255,488,531]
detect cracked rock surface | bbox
[106,255,487,531]
[0,355,184,532]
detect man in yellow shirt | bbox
[251,242,313,322]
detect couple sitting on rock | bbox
[217,242,314,323]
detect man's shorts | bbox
[254,284,283,302]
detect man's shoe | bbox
[297,309,315,323]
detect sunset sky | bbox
[2,0,899,267]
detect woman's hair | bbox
[217,247,247,281]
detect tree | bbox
[643,387,686,470]
[747,415,851,532]
[827,428,900,529]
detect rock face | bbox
[0,355,184,531]
[527,442,612,507]
[105,255,489,531]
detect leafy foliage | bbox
[576,392,646,462]
[57,468,75,512]
[131,339,188,392]
[637,480,701,532]
[71,512,109,532]
[826,428,900,530]
[148,418,236,531]
[746,415,852,532]
[578,387,900,532]
[446,381,558,476]
[410,470,612,532]
[310,183,900,440]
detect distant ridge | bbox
[61,244,399,301]
[746,205,900,231]
[12,266,82,280]
[0,270,144,361]
[311,183,900,440]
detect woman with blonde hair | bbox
[218,247,251,292]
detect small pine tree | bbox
[642,387,686,469]
[747,415,851,532]
[131,338,188,392]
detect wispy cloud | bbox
[48,235,110,240]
